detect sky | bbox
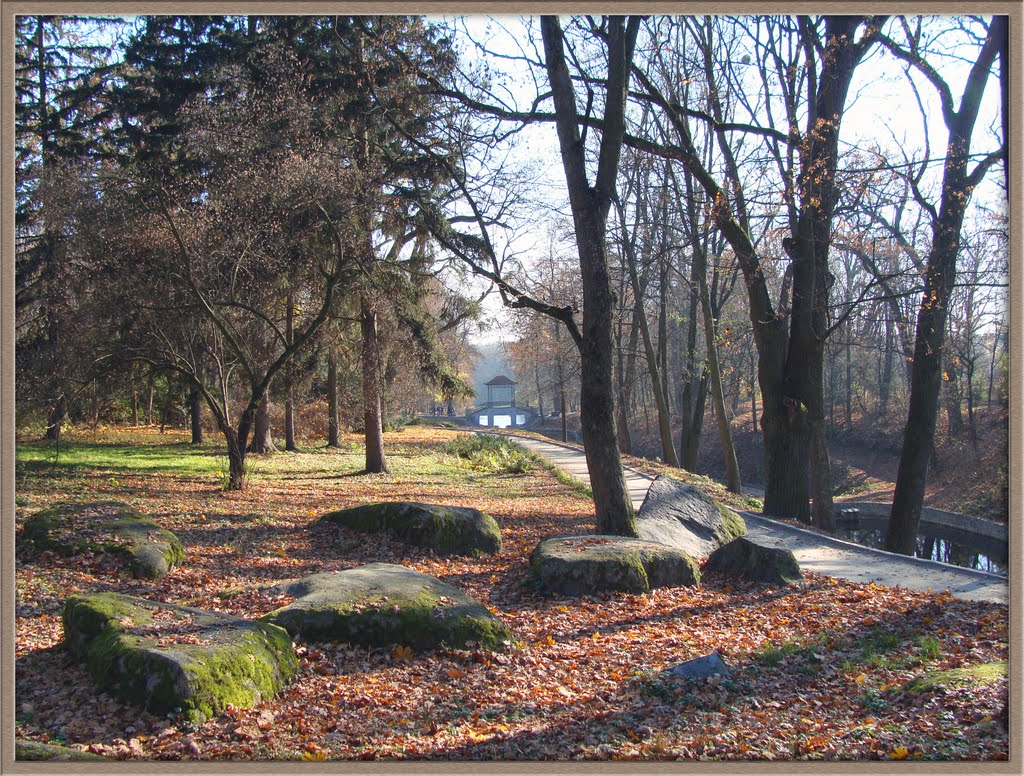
[438,15,1006,350]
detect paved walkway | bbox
[504,433,1008,605]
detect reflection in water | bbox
[833,525,1007,576]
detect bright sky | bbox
[444,14,1006,347]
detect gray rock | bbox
[636,477,747,558]
[22,501,184,578]
[704,535,802,585]
[16,740,108,761]
[529,535,700,596]
[62,592,298,723]
[664,652,731,680]
[260,563,514,651]
[320,502,501,556]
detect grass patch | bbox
[547,466,593,498]
[753,639,823,672]
[441,433,539,475]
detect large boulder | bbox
[529,535,701,596]
[703,535,802,586]
[63,592,298,723]
[22,501,184,579]
[636,477,747,558]
[320,502,501,557]
[260,563,514,651]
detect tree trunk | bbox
[749,348,758,435]
[247,395,277,453]
[284,289,297,451]
[619,201,679,467]
[987,322,1000,406]
[679,251,703,470]
[361,296,388,474]
[189,383,203,444]
[945,365,964,436]
[616,300,640,454]
[810,417,835,530]
[131,367,139,426]
[327,347,340,447]
[560,382,569,443]
[541,15,638,536]
[885,14,1003,556]
[879,314,894,416]
[45,396,65,442]
[146,372,155,424]
[697,251,741,493]
[535,362,545,420]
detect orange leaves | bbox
[391,645,413,663]
[14,425,1011,762]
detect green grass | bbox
[547,466,593,498]
[753,639,821,668]
[440,434,539,475]
[16,439,227,477]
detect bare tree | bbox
[882,16,1006,554]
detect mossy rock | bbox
[703,535,802,585]
[260,563,514,651]
[529,535,701,596]
[63,592,298,723]
[320,501,501,557]
[15,740,108,761]
[899,660,1008,695]
[636,477,747,558]
[22,501,184,579]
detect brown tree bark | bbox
[327,347,340,447]
[284,290,297,451]
[247,395,277,453]
[361,295,388,474]
[884,17,1004,554]
[188,383,203,444]
[617,198,679,468]
[696,242,741,494]
[541,15,640,536]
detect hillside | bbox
[630,406,1009,521]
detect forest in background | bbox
[15,14,1008,551]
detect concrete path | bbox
[503,433,1008,605]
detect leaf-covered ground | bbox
[14,426,1009,761]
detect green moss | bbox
[63,593,298,722]
[265,589,512,651]
[260,565,515,651]
[15,740,108,761]
[530,536,700,596]
[22,502,184,578]
[900,661,1007,695]
[715,503,748,543]
[321,502,500,556]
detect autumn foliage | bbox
[14,426,1008,761]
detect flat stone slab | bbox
[636,477,747,558]
[23,501,184,578]
[15,740,108,761]
[63,592,298,723]
[530,535,700,596]
[704,535,803,585]
[260,563,514,651]
[320,502,501,556]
